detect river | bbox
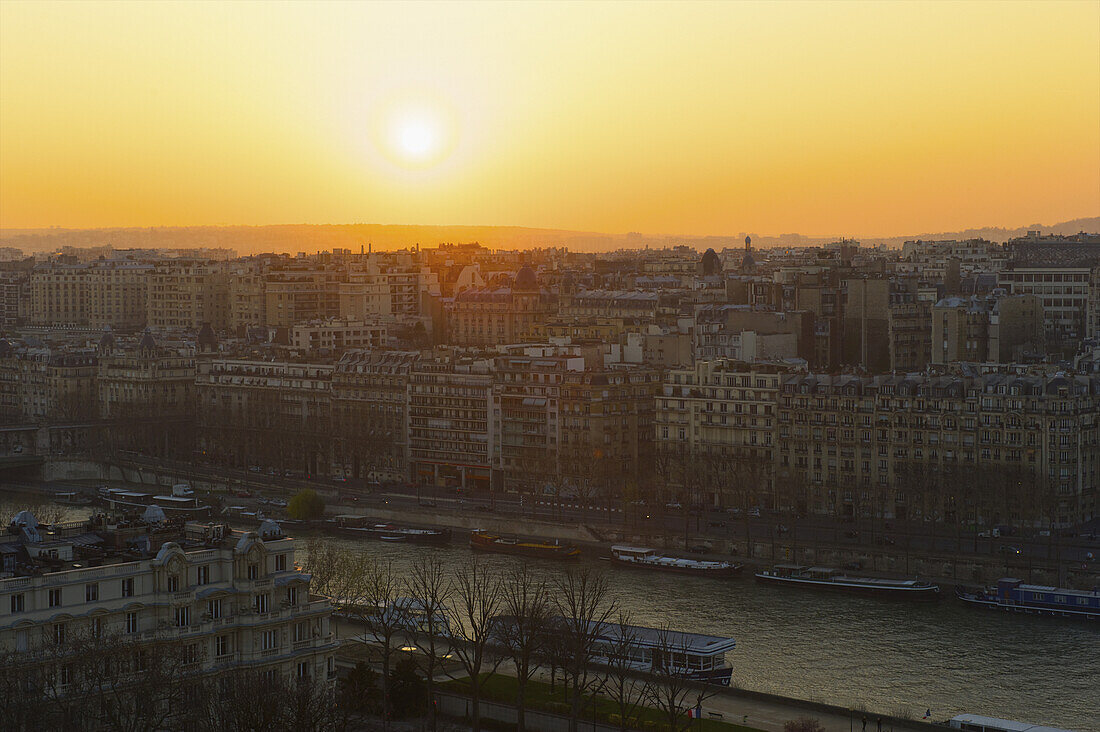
[316,537,1099,732]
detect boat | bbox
[587,620,735,686]
[97,486,212,517]
[55,491,93,506]
[948,713,1075,732]
[954,578,1099,621]
[469,530,580,560]
[754,564,941,601]
[610,545,742,577]
[332,516,451,544]
[335,597,451,637]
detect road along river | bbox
[313,537,1099,732]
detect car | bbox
[978,529,1001,538]
[844,529,860,539]
[419,499,437,508]
[874,535,896,546]
[747,507,761,518]
[776,524,789,534]
[1000,545,1022,555]
[270,499,287,508]
[665,502,683,510]
[726,507,743,517]
[248,466,263,473]
[708,520,726,529]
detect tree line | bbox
[304,539,719,732]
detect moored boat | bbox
[331,516,451,544]
[610,545,741,577]
[955,578,1099,621]
[755,564,941,601]
[469,530,580,560]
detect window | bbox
[197,565,209,585]
[10,593,24,613]
[126,612,138,634]
[167,575,180,593]
[287,586,299,606]
[296,661,310,679]
[254,593,269,614]
[294,621,308,642]
[261,629,277,650]
[247,563,258,580]
[49,588,62,608]
[53,623,66,645]
[215,635,229,657]
[183,643,199,665]
[91,617,103,637]
[175,606,191,627]
[275,554,286,572]
[122,578,134,597]
[85,583,98,602]
[208,599,223,619]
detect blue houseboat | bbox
[955,578,1099,620]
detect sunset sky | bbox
[1,0,1098,237]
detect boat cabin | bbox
[611,546,658,560]
[585,620,736,685]
[995,578,1100,613]
[949,714,1073,732]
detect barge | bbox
[469,530,580,560]
[955,578,1099,620]
[610,545,741,577]
[755,564,941,601]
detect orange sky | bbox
[1,1,1098,237]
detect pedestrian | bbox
[862,716,868,732]
[877,718,883,732]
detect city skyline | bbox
[2,1,1099,235]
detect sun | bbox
[372,92,458,170]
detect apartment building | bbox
[445,266,555,346]
[0,342,97,423]
[559,365,662,500]
[147,260,231,331]
[998,266,1094,350]
[96,331,196,420]
[264,266,346,329]
[228,260,268,332]
[290,319,388,353]
[195,359,334,475]
[408,355,494,490]
[331,349,421,481]
[0,512,335,708]
[27,261,151,329]
[651,360,1099,525]
[887,295,932,372]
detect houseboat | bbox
[336,597,451,637]
[469,530,580,560]
[586,620,736,686]
[955,578,1099,620]
[948,714,1074,732]
[755,564,941,601]
[332,516,450,544]
[98,487,211,517]
[610,545,741,577]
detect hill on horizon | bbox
[2,218,1097,255]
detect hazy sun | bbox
[373,92,458,170]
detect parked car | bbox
[1000,545,1022,555]
[726,507,743,517]
[747,507,761,518]
[874,535,896,546]
[978,528,1001,538]
[665,502,683,510]
[844,529,860,539]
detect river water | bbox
[317,538,1099,732]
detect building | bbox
[0,341,97,423]
[842,278,892,372]
[887,295,931,372]
[264,265,345,329]
[652,360,1100,525]
[27,261,151,329]
[331,349,420,481]
[408,353,494,490]
[445,266,555,346]
[228,260,268,332]
[196,359,334,475]
[0,511,335,719]
[998,266,1094,352]
[290,319,388,353]
[147,260,231,332]
[96,331,196,420]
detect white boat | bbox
[755,564,941,601]
[588,620,736,685]
[610,545,741,577]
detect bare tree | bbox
[553,567,619,732]
[405,555,454,732]
[496,562,552,732]
[600,610,649,732]
[643,624,716,732]
[444,557,504,732]
[358,559,404,727]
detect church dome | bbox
[513,265,538,291]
